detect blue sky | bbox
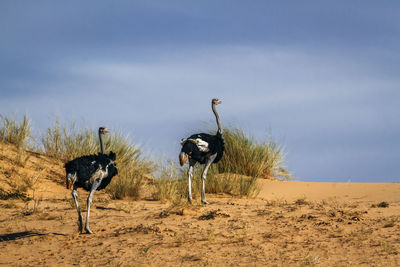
[1,1,399,182]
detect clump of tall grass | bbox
[41,120,97,161]
[152,162,187,204]
[204,166,260,197]
[106,155,155,200]
[0,114,32,149]
[152,161,260,203]
[41,120,154,199]
[216,128,290,180]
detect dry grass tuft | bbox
[152,161,260,203]
[0,114,32,150]
[41,120,99,161]
[151,162,187,204]
[216,128,291,180]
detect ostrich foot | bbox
[77,221,83,233]
[188,197,193,204]
[85,226,93,234]
[201,199,209,205]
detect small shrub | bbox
[377,201,389,208]
[0,114,32,149]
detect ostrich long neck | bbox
[212,103,222,134]
[99,131,105,154]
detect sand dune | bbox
[1,143,400,266]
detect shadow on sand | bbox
[0,231,46,242]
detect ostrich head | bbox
[212,98,222,105]
[99,127,110,135]
[179,152,187,166]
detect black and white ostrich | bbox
[179,98,224,204]
[64,127,118,234]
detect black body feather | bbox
[64,152,118,191]
[181,132,224,164]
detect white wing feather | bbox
[181,138,210,152]
[194,138,209,152]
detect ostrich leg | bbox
[187,160,195,204]
[85,179,101,234]
[201,154,217,205]
[71,185,83,233]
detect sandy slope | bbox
[1,142,400,266]
[259,180,400,203]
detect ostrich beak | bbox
[103,128,110,133]
[216,100,222,104]
[179,152,188,166]
[66,173,77,189]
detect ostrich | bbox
[179,98,224,204]
[64,127,118,234]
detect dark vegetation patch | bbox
[378,202,389,208]
[198,209,230,220]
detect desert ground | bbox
[1,143,400,266]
